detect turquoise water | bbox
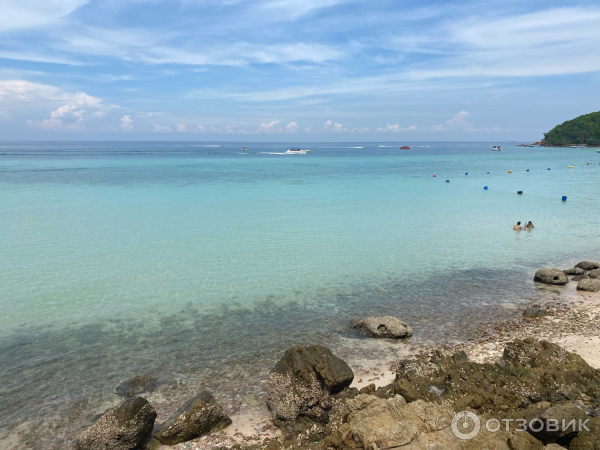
[1,141,599,448]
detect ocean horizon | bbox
[1,141,600,448]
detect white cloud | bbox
[176,124,187,132]
[284,121,298,133]
[257,120,282,133]
[0,0,88,33]
[324,120,346,132]
[153,124,172,132]
[120,115,133,131]
[433,111,472,131]
[197,125,205,132]
[351,127,370,133]
[376,124,417,132]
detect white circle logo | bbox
[451,411,481,440]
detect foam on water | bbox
[1,141,600,448]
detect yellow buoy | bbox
[569,166,573,169]
[508,170,513,173]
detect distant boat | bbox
[569,145,586,148]
[491,146,502,151]
[399,146,410,149]
[284,148,310,155]
[242,147,247,151]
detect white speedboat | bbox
[491,146,502,151]
[570,145,586,148]
[242,147,247,151]
[284,148,310,155]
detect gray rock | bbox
[588,269,600,279]
[564,267,586,275]
[242,394,261,408]
[544,445,567,450]
[114,375,159,397]
[575,261,600,270]
[334,395,543,450]
[523,308,549,319]
[577,279,600,292]
[351,316,413,339]
[266,344,353,422]
[75,397,156,450]
[154,391,231,445]
[534,269,569,285]
[572,274,590,282]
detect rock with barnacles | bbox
[351,316,413,339]
[534,269,568,285]
[154,391,231,445]
[75,397,156,450]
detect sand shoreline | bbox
[145,276,600,450]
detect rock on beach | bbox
[75,397,156,450]
[564,267,586,276]
[534,269,569,285]
[577,278,600,292]
[522,308,549,319]
[266,344,353,422]
[350,316,413,339]
[154,391,232,445]
[575,261,600,270]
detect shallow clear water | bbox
[1,141,599,447]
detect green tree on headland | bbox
[543,111,600,146]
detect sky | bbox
[0,0,599,141]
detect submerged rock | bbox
[266,344,354,444]
[564,267,586,276]
[577,278,600,292]
[75,397,156,450]
[534,269,569,285]
[350,316,413,339]
[114,375,159,397]
[523,308,549,319]
[154,391,231,445]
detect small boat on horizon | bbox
[570,145,586,148]
[242,147,247,151]
[491,146,502,151]
[399,146,410,150]
[284,148,310,155]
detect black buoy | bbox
[526,169,529,172]
[517,191,523,195]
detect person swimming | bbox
[526,221,534,228]
[513,221,522,230]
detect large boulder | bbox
[575,261,600,270]
[75,397,156,450]
[266,344,354,423]
[564,267,586,276]
[154,391,231,445]
[577,278,600,292]
[534,269,568,285]
[351,316,413,339]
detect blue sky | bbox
[0,0,599,141]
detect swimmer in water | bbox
[513,221,522,230]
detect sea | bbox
[1,141,599,448]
